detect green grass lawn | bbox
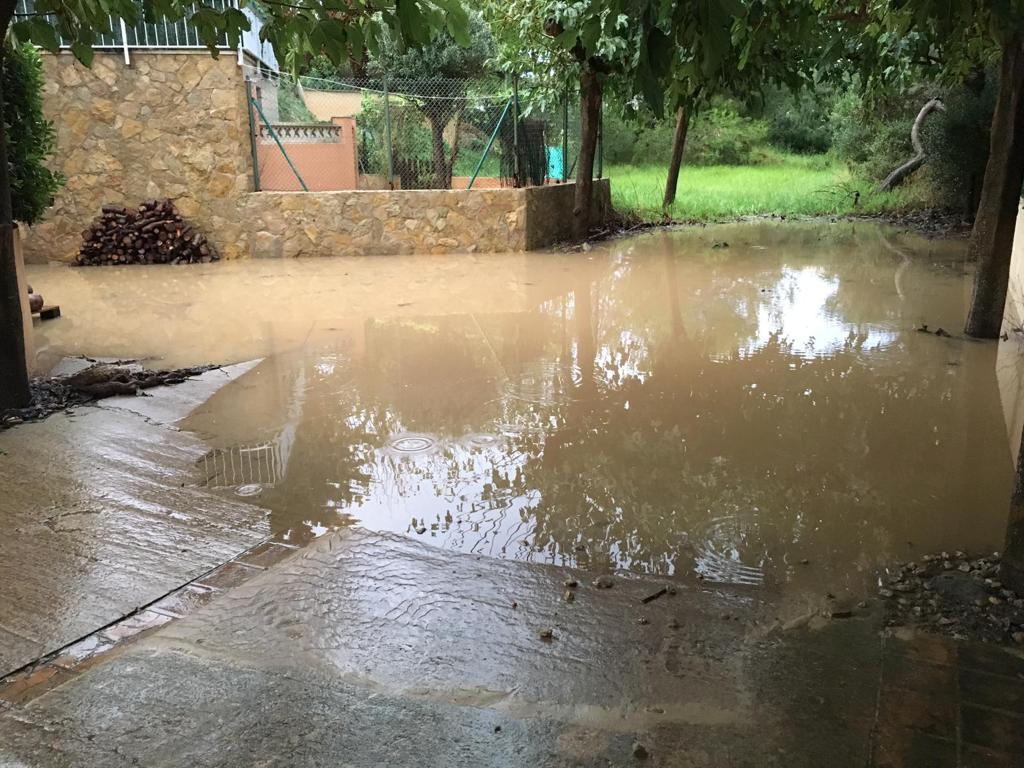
[606,154,926,222]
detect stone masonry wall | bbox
[25,52,609,261]
[24,52,252,263]
[239,180,611,258]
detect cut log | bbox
[75,199,218,267]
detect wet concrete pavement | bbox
[1,526,1022,766]
[0,362,269,676]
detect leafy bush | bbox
[761,86,833,154]
[830,88,916,182]
[357,92,433,174]
[920,73,996,216]
[2,42,62,224]
[602,101,769,167]
[687,105,770,165]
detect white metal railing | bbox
[14,0,277,71]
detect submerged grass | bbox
[606,154,926,222]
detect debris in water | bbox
[592,575,614,589]
[538,628,554,641]
[641,587,668,604]
[414,525,427,535]
[1,363,219,428]
[880,551,1024,645]
[563,579,579,589]
[632,741,650,760]
[494,725,502,733]
[800,558,811,565]
[638,616,649,625]
[935,328,951,337]
[667,618,679,629]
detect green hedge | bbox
[2,42,62,225]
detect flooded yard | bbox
[27,220,1018,599]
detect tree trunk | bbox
[428,117,451,189]
[0,22,31,411]
[878,98,945,191]
[1002,423,1024,593]
[964,33,1024,339]
[662,106,690,217]
[573,69,601,241]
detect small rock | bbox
[943,561,954,570]
[878,588,895,598]
[632,741,649,760]
[989,596,1003,606]
[538,628,554,641]
[563,579,579,589]
[1012,632,1024,645]
[938,616,956,626]
[638,616,649,625]
[894,582,915,593]
[958,563,971,573]
[592,575,614,589]
[1001,589,1016,600]
[494,725,502,733]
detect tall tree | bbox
[366,14,493,189]
[963,32,1024,338]
[827,0,1024,337]
[0,0,468,410]
[659,0,830,217]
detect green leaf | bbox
[70,41,94,67]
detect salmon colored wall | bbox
[258,117,358,192]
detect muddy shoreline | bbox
[587,207,971,248]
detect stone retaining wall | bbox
[240,180,610,258]
[24,49,610,260]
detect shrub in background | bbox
[830,88,916,183]
[760,86,833,154]
[2,41,62,224]
[603,100,770,167]
[920,72,995,217]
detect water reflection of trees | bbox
[192,224,1009,592]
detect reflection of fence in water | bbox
[199,442,286,489]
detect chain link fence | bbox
[244,66,586,193]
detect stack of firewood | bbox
[76,199,218,266]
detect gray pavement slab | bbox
[0,363,269,676]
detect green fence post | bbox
[383,77,395,188]
[468,96,513,190]
[245,78,261,192]
[512,75,521,186]
[250,97,309,192]
[562,81,569,183]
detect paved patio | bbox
[0,526,1021,767]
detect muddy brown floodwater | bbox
[26,220,1021,600]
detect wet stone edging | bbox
[0,536,298,706]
